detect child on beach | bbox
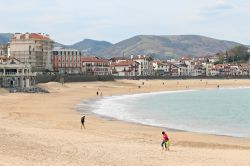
[161,131,170,151]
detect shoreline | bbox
[77,87,250,140]
[1,79,250,165]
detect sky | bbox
[0,0,249,45]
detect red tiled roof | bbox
[111,60,138,67]
[81,57,109,62]
[13,33,50,40]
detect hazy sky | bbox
[0,0,249,45]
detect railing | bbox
[0,72,36,76]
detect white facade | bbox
[0,57,36,88]
[153,61,171,76]
[133,55,153,76]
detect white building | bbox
[153,61,171,76]
[133,55,153,76]
[111,60,139,76]
[0,57,36,88]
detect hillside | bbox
[69,39,112,53]
[0,33,13,44]
[95,35,242,59]
[0,33,243,60]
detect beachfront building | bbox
[169,63,179,76]
[133,55,153,76]
[239,64,250,76]
[179,57,194,75]
[204,63,213,76]
[192,64,205,76]
[9,33,52,72]
[153,61,171,76]
[0,57,36,88]
[174,62,188,76]
[52,48,82,74]
[81,57,111,76]
[111,60,139,76]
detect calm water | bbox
[78,88,250,138]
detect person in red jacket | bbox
[161,131,170,151]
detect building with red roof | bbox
[81,57,111,76]
[111,60,139,76]
[10,33,52,72]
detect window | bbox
[53,51,58,55]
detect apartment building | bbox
[81,57,111,76]
[52,48,82,74]
[111,60,139,76]
[153,61,171,76]
[133,55,153,76]
[10,33,52,72]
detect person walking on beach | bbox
[81,115,85,129]
[161,131,170,151]
[96,91,99,96]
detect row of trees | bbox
[216,46,250,64]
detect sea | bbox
[77,87,250,138]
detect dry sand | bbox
[0,79,250,166]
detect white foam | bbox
[78,88,250,138]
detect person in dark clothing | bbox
[81,115,85,129]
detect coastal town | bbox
[2,0,250,165]
[1,32,250,88]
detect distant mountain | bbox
[52,41,66,48]
[69,39,112,54]
[95,35,242,59]
[0,33,244,60]
[0,33,13,44]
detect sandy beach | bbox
[0,79,250,166]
